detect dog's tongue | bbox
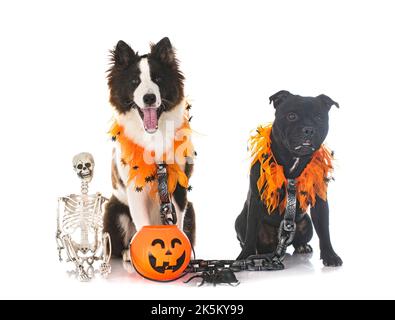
[143,108,158,133]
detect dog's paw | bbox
[236,247,255,261]
[321,251,343,267]
[122,249,131,262]
[293,244,313,254]
[122,260,135,274]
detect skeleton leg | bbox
[62,235,90,282]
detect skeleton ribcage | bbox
[61,194,104,236]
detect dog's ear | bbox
[317,94,339,110]
[151,37,176,66]
[112,40,136,67]
[269,90,291,108]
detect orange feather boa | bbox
[250,124,334,214]
[109,117,194,198]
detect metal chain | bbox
[186,178,298,273]
[274,178,297,260]
[187,255,284,273]
[157,163,177,225]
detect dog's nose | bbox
[143,93,156,105]
[303,126,315,136]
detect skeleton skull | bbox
[72,152,95,183]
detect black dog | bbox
[235,90,343,267]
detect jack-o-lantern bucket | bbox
[130,225,191,282]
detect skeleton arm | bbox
[56,197,65,262]
[99,232,112,277]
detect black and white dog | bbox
[104,37,195,260]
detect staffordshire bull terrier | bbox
[235,90,343,267]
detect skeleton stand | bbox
[56,153,111,281]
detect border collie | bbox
[104,37,195,261]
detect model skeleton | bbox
[56,152,112,281]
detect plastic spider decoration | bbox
[185,268,240,287]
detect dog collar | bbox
[250,124,334,214]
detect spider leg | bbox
[184,275,204,284]
[198,278,206,287]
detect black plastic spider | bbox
[111,132,121,142]
[185,268,240,287]
[145,175,156,183]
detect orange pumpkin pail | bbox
[130,225,192,282]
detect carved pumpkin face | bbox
[130,225,191,281]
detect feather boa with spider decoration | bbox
[109,106,194,199]
[250,124,334,213]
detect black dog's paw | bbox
[236,247,255,261]
[236,251,250,261]
[321,251,343,267]
[293,244,313,255]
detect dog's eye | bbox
[287,112,298,121]
[315,115,323,122]
[131,78,140,85]
[154,77,162,83]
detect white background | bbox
[0,0,394,300]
